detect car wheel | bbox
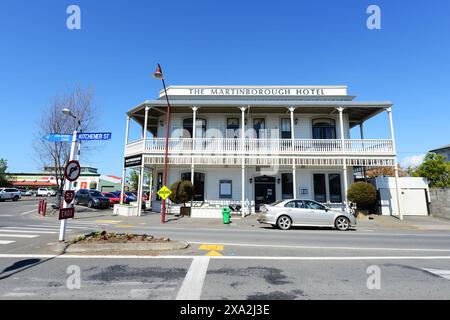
[277,215,292,230]
[75,198,79,205]
[12,196,19,202]
[335,216,350,231]
[88,200,94,208]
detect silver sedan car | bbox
[257,199,356,231]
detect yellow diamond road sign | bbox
[157,185,172,200]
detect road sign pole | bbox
[59,130,78,241]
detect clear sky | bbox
[1,0,449,175]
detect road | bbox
[1,199,450,299]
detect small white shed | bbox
[375,177,430,216]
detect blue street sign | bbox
[43,134,73,142]
[77,132,112,141]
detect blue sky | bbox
[1,0,449,175]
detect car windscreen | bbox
[90,191,104,197]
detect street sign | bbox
[64,190,75,204]
[43,134,73,142]
[124,155,143,168]
[157,185,172,200]
[59,207,75,220]
[64,160,81,182]
[77,132,112,141]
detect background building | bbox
[429,144,450,162]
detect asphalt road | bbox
[1,199,450,300]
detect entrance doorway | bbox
[181,172,205,201]
[254,176,276,211]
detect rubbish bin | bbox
[222,207,231,224]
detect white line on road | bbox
[188,241,450,252]
[0,234,39,238]
[21,209,37,216]
[0,215,13,217]
[0,240,15,245]
[2,254,450,260]
[0,229,56,234]
[2,227,63,232]
[24,225,93,230]
[422,268,450,280]
[176,257,210,300]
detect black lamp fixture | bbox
[277,178,281,184]
[295,118,298,125]
[160,120,164,127]
[249,178,253,184]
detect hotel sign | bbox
[162,86,347,97]
[124,155,143,168]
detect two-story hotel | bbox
[121,86,400,217]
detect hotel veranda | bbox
[121,86,400,217]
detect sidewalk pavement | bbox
[66,209,450,232]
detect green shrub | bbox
[347,182,377,210]
[169,180,194,206]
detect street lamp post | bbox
[59,108,81,241]
[152,64,171,224]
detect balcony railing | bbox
[125,138,394,156]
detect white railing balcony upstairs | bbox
[126,138,395,156]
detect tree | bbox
[169,180,194,206]
[365,165,408,178]
[347,182,377,210]
[34,86,97,194]
[410,152,450,187]
[0,158,10,187]
[129,171,139,191]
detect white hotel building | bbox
[122,86,400,217]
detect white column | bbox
[120,116,131,205]
[240,106,247,217]
[137,107,150,216]
[190,107,198,186]
[289,107,297,199]
[360,122,367,180]
[387,107,402,220]
[337,107,349,211]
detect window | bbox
[280,118,291,139]
[156,172,163,200]
[253,118,266,139]
[304,200,326,210]
[313,174,326,202]
[226,118,239,138]
[219,180,232,198]
[312,119,336,139]
[183,118,206,138]
[328,174,342,203]
[285,200,304,208]
[281,173,293,199]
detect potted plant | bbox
[169,180,194,217]
[347,181,377,218]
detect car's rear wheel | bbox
[335,216,350,231]
[88,200,94,208]
[277,215,292,230]
[12,196,19,202]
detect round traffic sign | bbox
[64,160,81,182]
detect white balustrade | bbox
[126,138,394,156]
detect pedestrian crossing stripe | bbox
[0,240,15,245]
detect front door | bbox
[181,172,205,202]
[254,176,276,211]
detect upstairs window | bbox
[280,118,291,139]
[312,119,336,139]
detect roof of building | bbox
[430,144,450,152]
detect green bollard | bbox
[222,207,231,224]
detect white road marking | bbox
[422,268,450,280]
[0,229,56,234]
[0,234,39,238]
[2,227,62,232]
[176,257,210,300]
[188,241,450,252]
[3,292,36,297]
[24,225,92,230]
[0,240,15,245]
[2,254,450,261]
[21,209,37,216]
[0,215,13,217]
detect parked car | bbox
[37,188,57,197]
[0,188,22,201]
[257,199,356,231]
[102,192,121,206]
[112,191,137,203]
[75,189,110,209]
